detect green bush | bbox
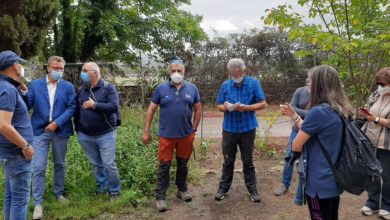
[0,107,159,219]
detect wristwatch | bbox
[22,143,31,151]
[374,116,380,124]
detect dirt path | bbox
[126,139,379,220]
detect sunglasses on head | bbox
[169,59,184,65]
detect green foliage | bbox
[0,0,60,58]
[47,0,207,63]
[256,108,281,153]
[264,0,390,105]
[0,107,159,219]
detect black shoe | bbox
[215,188,229,201]
[248,190,261,203]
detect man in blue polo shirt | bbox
[215,58,266,202]
[142,59,202,212]
[0,50,35,220]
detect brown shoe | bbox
[156,200,167,212]
[176,190,192,202]
[274,184,288,196]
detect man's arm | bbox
[192,102,202,131]
[0,110,34,160]
[142,102,158,145]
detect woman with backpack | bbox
[280,65,353,219]
[359,67,390,220]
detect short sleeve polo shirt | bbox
[0,75,34,157]
[216,76,265,133]
[151,81,200,139]
[301,105,344,199]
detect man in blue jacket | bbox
[27,56,76,220]
[74,62,121,200]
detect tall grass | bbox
[0,107,159,219]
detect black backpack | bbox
[317,115,382,195]
[78,81,121,127]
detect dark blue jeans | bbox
[281,129,298,188]
[1,153,32,220]
[219,129,257,192]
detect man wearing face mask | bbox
[142,59,202,212]
[74,62,121,201]
[215,58,266,203]
[26,56,76,219]
[0,50,34,220]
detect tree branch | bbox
[330,0,341,36]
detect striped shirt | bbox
[217,76,265,133]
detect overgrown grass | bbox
[0,107,160,219]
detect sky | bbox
[181,0,311,37]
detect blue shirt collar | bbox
[169,80,187,88]
[0,74,21,88]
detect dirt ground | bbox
[124,138,380,220]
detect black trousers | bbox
[365,148,390,212]
[219,129,257,192]
[155,157,189,200]
[306,194,340,220]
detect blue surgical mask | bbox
[51,71,63,81]
[80,71,90,83]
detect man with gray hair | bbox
[215,58,266,202]
[26,56,76,219]
[74,62,121,201]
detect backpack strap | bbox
[316,136,338,174]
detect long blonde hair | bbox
[308,65,353,117]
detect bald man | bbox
[74,62,121,200]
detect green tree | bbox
[0,0,60,58]
[49,0,206,63]
[264,0,390,104]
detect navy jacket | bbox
[27,76,76,137]
[74,80,119,136]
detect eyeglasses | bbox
[169,59,184,65]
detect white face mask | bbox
[171,72,184,84]
[232,76,244,84]
[378,85,390,95]
[19,65,25,78]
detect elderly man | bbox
[215,58,266,202]
[142,59,201,212]
[74,62,121,200]
[27,56,76,219]
[0,50,34,220]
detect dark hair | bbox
[375,67,390,84]
[309,65,352,117]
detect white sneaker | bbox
[57,195,70,204]
[33,205,43,220]
[379,209,390,219]
[361,206,379,216]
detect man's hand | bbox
[82,97,95,109]
[19,82,28,94]
[235,104,247,112]
[142,132,152,145]
[22,145,34,160]
[45,121,58,132]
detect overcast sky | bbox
[181,0,311,37]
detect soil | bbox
[124,138,379,220]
